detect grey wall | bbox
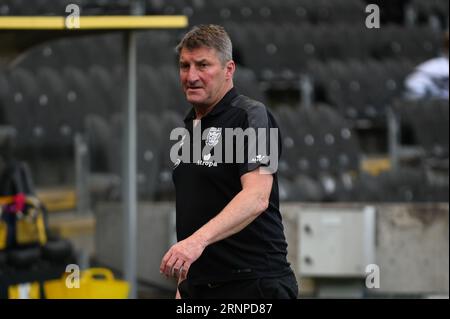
[281,203,449,296]
[95,202,449,297]
[95,202,177,291]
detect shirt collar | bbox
[183,87,238,123]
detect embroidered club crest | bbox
[206,127,222,147]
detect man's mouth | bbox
[187,87,202,93]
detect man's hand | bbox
[160,235,206,279]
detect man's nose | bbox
[187,67,199,83]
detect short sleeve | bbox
[235,101,281,177]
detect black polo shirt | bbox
[172,87,291,284]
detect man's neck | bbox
[194,103,216,120]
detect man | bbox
[404,31,449,100]
[160,25,298,299]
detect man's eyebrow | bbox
[179,58,211,66]
[179,58,208,63]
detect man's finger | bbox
[180,262,191,280]
[171,259,185,278]
[161,251,176,275]
[164,255,179,277]
[160,250,172,273]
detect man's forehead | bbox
[179,46,218,61]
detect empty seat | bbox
[155,110,184,200]
[138,31,177,67]
[157,65,190,115]
[88,65,120,114]
[4,69,39,150]
[85,114,111,173]
[108,111,162,200]
[396,98,449,159]
[0,72,10,124]
[62,67,93,133]
[36,67,70,149]
[136,113,162,199]
[234,67,268,106]
[137,65,167,115]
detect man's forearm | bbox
[160,170,272,279]
[191,189,268,248]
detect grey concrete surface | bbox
[94,201,449,298]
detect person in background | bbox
[404,31,449,100]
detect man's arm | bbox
[160,167,273,279]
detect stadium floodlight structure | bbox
[0,12,188,299]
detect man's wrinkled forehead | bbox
[179,46,219,62]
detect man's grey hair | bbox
[176,24,233,65]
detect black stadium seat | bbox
[88,65,119,114]
[136,113,162,199]
[36,67,68,149]
[274,103,362,201]
[5,68,40,151]
[62,67,91,133]
[137,65,166,115]
[157,65,190,115]
[396,98,448,159]
[85,114,111,174]
[155,110,184,200]
[0,72,10,124]
[273,106,302,179]
[234,67,267,106]
[108,111,163,200]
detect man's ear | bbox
[225,60,236,80]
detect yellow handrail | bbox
[0,15,188,30]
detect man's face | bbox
[179,46,233,108]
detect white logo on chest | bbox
[206,127,222,147]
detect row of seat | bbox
[9,22,440,123]
[181,0,366,25]
[83,107,447,203]
[274,104,361,179]
[308,59,415,121]
[148,0,447,28]
[273,102,448,202]
[224,22,441,77]
[394,98,449,159]
[0,63,266,150]
[0,0,367,25]
[0,65,179,150]
[2,60,443,179]
[2,87,446,202]
[85,110,182,201]
[0,0,131,16]
[13,24,440,78]
[409,0,449,26]
[279,166,449,202]
[353,167,448,202]
[86,104,361,201]
[2,0,446,30]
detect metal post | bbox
[74,133,89,215]
[387,108,399,171]
[122,0,145,300]
[404,5,417,27]
[123,30,138,299]
[300,74,313,109]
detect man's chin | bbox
[186,96,205,105]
